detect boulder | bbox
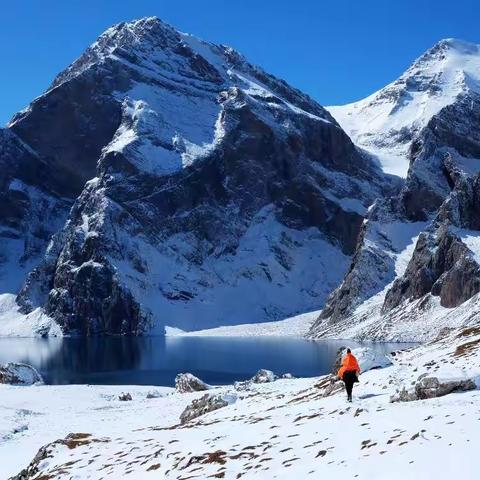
[391,375,476,402]
[146,390,163,399]
[281,373,295,379]
[415,376,476,399]
[180,393,236,424]
[175,373,210,393]
[332,346,347,374]
[333,347,391,375]
[0,363,43,385]
[234,369,277,390]
[118,392,132,401]
[352,347,392,372]
[251,369,277,383]
[390,387,417,403]
[234,380,252,392]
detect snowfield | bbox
[170,309,319,337]
[1,324,479,479]
[312,277,480,343]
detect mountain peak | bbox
[434,37,479,54]
[43,15,331,129]
[49,16,187,90]
[406,38,480,77]
[99,16,179,46]
[406,37,480,77]
[327,35,480,177]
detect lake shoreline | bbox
[2,325,479,479]
[0,336,412,387]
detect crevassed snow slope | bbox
[328,38,480,177]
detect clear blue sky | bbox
[1,0,479,125]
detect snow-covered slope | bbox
[0,294,60,337]
[328,39,480,178]
[1,17,395,335]
[4,323,480,479]
[170,308,319,337]
[313,39,480,341]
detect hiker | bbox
[337,348,360,402]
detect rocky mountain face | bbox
[311,39,480,341]
[0,129,72,294]
[1,17,394,335]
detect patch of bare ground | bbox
[456,326,480,338]
[185,450,228,468]
[454,338,480,357]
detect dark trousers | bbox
[343,370,357,399]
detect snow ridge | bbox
[328,38,480,177]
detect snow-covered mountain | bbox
[328,38,480,178]
[0,17,394,335]
[312,38,480,341]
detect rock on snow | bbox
[0,363,43,386]
[175,373,211,393]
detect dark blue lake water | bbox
[0,336,411,387]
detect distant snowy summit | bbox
[328,38,480,177]
[313,38,480,341]
[0,17,393,336]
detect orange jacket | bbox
[337,352,360,379]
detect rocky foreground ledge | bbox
[2,325,480,480]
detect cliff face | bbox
[2,17,392,335]
[0,129,71,295]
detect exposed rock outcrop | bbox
[383,226,480,311]
[0,129,71,295]
[332,346,347,374]
[11,433,105,480]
